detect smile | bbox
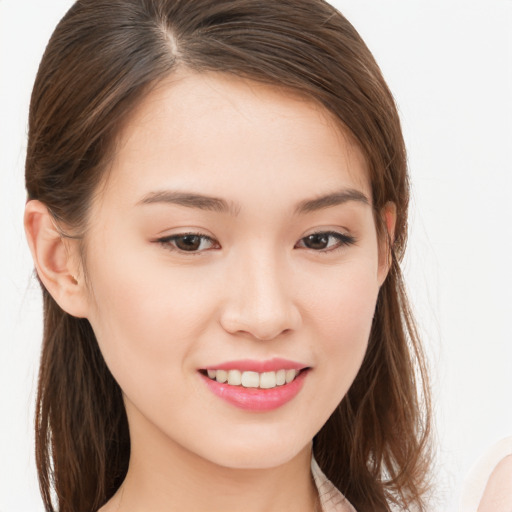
[199,360,309,411]
[204,368,300,389]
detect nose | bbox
[219,250,302,341]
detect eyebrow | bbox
[138,190,240,215]
[294,188,370,214]
[138,188,370,215]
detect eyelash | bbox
[156,233,219,253]
[295,231,356,252]
[156,231,356,254]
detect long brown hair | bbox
[26,1,432,510]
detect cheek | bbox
[83,243,214,401]
[303,261,380,383]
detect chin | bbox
[203,436,310,470]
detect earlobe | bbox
[378,201,397,286]
[24,200,88,318]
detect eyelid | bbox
[295,230,357,252]
[155,231,220,253]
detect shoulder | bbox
[459,436,512,512]
[477,454,512,512]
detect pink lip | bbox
[203,358,307,373]
[200,369,308,412]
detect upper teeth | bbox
[207,369,298,388]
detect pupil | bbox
[177,235,201,251]
[305,234,328,249]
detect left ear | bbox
[377,201,397,286]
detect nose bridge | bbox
[221,243,300,340]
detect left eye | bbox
[157,234,218,252]
[295,231,355,251]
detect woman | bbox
[23,0,432,511]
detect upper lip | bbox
[203,358,309,373]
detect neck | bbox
[100,415,318,512]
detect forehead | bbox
[102,71,370,208]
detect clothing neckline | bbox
[311,456,357,512]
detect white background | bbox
[1,1,511,511]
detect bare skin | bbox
[100,442,318,512]
[478,455,512,512]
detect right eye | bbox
[156,233,219,253]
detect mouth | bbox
[198,361,310,411]
[199,368,306,389]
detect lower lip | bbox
[200,370,308,411]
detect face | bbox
[81,71,388,470]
